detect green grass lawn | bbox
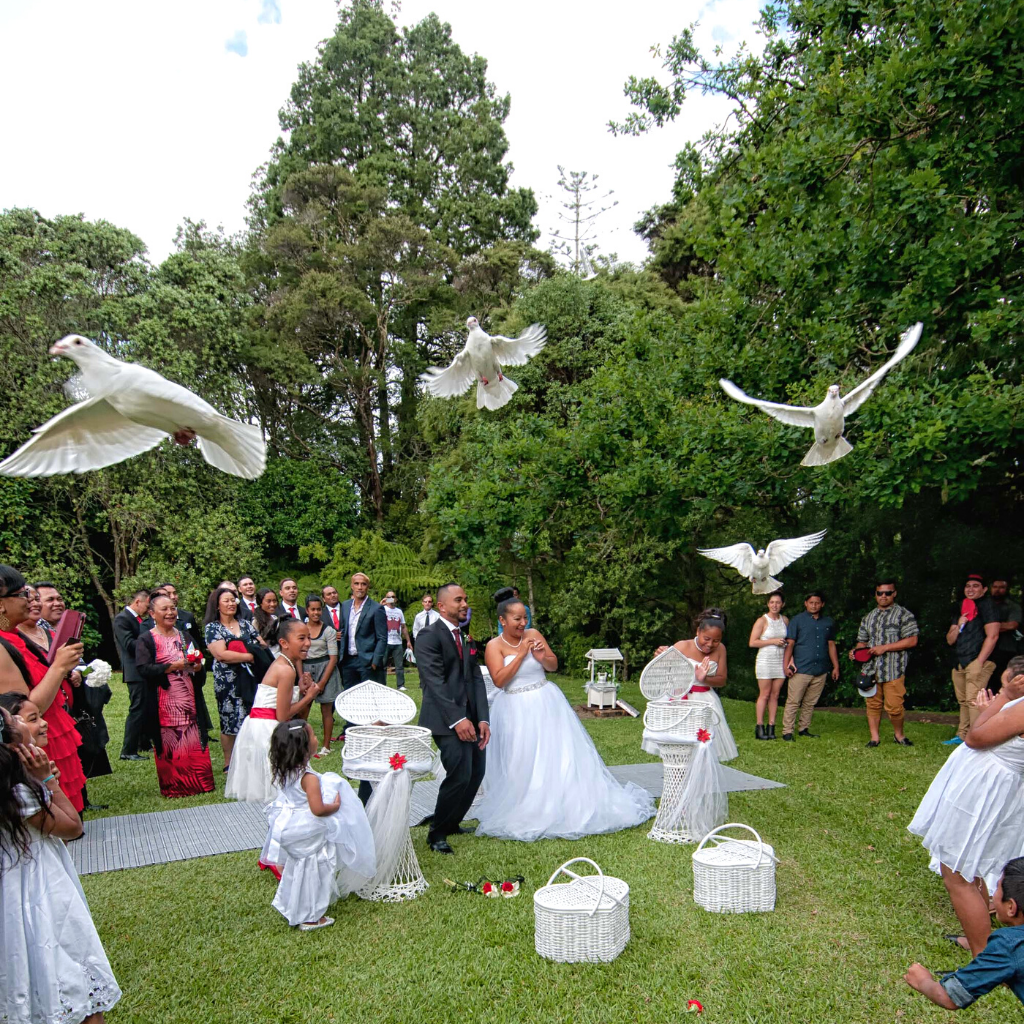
[78,673,1017,1023]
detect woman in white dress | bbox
[227,618,325,805]
[0,710,121,1024]
[653,608,739,762]
[474,598,654,842]
[264,720,375,930]
[749,592,788,741]
[908,657,1024,955]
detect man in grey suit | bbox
[416,583,490,854]
[338,573,388,688]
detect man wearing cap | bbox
[945,574,1000,743]
[849,578,919,748]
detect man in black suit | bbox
[321,583,343,634]
[416,583,490,854]
[277,578,306,623]
[237,575,258,621]
[114,588,153,760]
[338,573,387,688]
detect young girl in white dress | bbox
[264,719,375,930]
[909,656,1024,956]
[652,607,739,762]
[227,618,325,805]
[474,598,654,842]
[0,708,121,1024]
[749,592,789,740]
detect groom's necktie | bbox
[452,628,463,659]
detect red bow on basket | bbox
[696,728,711,744]
[389,752,407,771]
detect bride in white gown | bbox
[474,599,654,841]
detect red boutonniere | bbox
[686,999,704,1014]
[389,752,407,771]
[696,728,711,744]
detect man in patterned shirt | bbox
[850,577,919,748]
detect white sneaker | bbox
[398,686,407,691]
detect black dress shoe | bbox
[866,740,880,748]
[782,733,795,741]
[894,736,914,746]
[119,753,146,761]
[429,839,454,854]
[798,729,818,738]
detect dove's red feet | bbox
[172,428,197,446]
[480,376,490,386]
[498,371,504,382]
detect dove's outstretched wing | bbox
[764,529,827,575]
[489,323,547,367]
[697,542,757,577]
[419,347,476,398]
[0,397,166,477]
[841,322,922,416]
[719,379,817,427]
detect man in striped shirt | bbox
[850,578,919,747]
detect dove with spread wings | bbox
[0,335,266,479]
[419,316,547,411]
[719,323,923,467]
[698,530,828,593]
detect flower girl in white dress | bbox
[264,719,375,930]
[0,709,121,1023]
[474,598,654,841]
[228,618,326,804]
[909,658,1024,956]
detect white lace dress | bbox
[908,695,1024,892]
[226,682,297,803]
[265,770,376,926]
[0,785,122,1024]
[474,654,655,841]
[754,615,788,678]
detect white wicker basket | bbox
[335,681,417,725]
[642,698,715,738]
[639,647,695,700]
[693,823,778,914]
[534,858,629,963]
[341,724,436,782]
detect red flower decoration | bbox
[696,728,711,743]
[389,752,407,771]
[686,999,704,1014]
[501,881,514,892]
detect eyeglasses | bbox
[1,587,31,600]
[876,590,895,596]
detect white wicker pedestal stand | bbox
[337,683,434,902]
[648,740,701,844]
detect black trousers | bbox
[120,681,148,756]
[429,729,486,844]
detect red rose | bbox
[501,881,514,892]
[686,999,704,1014]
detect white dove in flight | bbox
[419,316,547,411]
[719,322,923,466]
[0,335,266,479]
[698,530,827,593]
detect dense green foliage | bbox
[1,1,1020,708]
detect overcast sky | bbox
[0,0,765,268]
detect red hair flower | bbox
[686,999,704,1014]
[389,752,407,771]
[481,881,499,897]
[696,728,711,744]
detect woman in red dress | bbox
[0,565,87,814]
[136,593,214,798]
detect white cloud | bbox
[225,30,248,57]
[0,0,767,266]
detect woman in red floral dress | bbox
[136,593,214,798]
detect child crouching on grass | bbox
[904,856,1024,1009]
[264,719,375,931]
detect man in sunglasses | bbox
[849,578,919,748]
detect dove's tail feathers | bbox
[198,418,266,479]
[476,376,518,411]
[801,436,853,467]
[752,575,784,595]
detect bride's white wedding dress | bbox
[474,653,655,841]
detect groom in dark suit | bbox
[417,583,490,854]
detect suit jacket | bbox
[113,608,144,684]
[416,617,489,736]
[277,603,307,624]
[339,598,387,669]
[237,598,258,622]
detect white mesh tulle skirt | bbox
[474,681,655,842]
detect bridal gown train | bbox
[474,654,655,841]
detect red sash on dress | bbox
[249,707,277,720]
